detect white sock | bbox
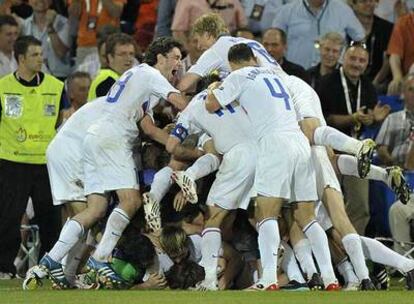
[258,218,280,284]
[337,155,388,183]
[201,227,221,283]
[49,219,84,263]
[337,259,359,284]
[293,238,317,278]
[185,153,220,181]
[303,221,337,285]
[281,241,306,283]
[313,125,362,155]
[150,166,173,202]
[93,208,130,262]
[342,233,370,280]
[360,236,414,273]
[63,234,88,284]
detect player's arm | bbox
[166,123,204,161]
[166,92,188,111]
[139,114,169,145]
[206,75,241,113]
[177,73,201,93]
[205,89,222,113]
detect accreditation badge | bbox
[4,95,23,118]
[250,4,265,21]
[44,104,56,116]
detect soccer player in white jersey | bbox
[166,85,256,290]
[24,37,188,289]
[178,13,375,178]
[205,43,339,290]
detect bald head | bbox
[262,28,287,62]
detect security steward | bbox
[0,36,65,277]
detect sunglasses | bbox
[348,40,367,50]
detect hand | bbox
[354,107,374,126]
[46,9,57,27]
[207,81,221,91]
[387,78,402,96]
[373,103,391,122]
[146,273,167,289]
[173,190,188,211]
[163,123,175,134]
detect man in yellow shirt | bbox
[0,35,65,279]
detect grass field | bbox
[1,279,414,304]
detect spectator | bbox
[375,0,414,23]
[69,0,126,68]
[234,27,254,40]
[22,0,72,80]
[0,36,65,278]
[351,0,394,92]
[240,0,284,36]
[87,33,136,101]
[134,0,159,53]
[155,0,176,38]
[318,42,390,235]
[262,28,311,84]
[76,24,120,79]
[376,74,414,254]
[387,12,414,95]
[272,0,365,69]
[307,32,344,89]
[0,15,18,78]
[60,71,91,122]
[171,0,246,51]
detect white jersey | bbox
[213,66,299,139]
[57,96,107,140]
[288,75,326,124]
[188,36,282,78]
[173,90,254,154]
[102,63,179,124]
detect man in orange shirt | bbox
[387,12,414,95]
[68,0,126,67]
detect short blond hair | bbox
[191,13,229,39]
[319,32,345,48]
[160,226,188,257]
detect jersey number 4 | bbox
[263,77,291,111]
[106,71,133,103]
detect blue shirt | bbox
[272,0,365,69]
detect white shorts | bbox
[315,200,333,231]
[311,146,342,200]
[83,121,139,195]
[46,135,86,205]
[207,142,256,210]
[255,131,317,202]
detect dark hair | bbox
[165,260,205,289]
[228,43,255,64]
[0,14,18,29]
[97,25,121,51]
[66,71,91,85]
[117,233,155,269]
[263,28,287,45]
[14,35,42,63]
[196,71,221,93]
[143,37,182,66]
[105,33,136,57]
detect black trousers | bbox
[0,160,61,274]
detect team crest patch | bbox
[4,95,23,118]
